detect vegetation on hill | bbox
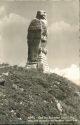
[0,65,80,124]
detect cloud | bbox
[0,13,27,33]
[49,21,78,33]
[0,6,6,18]
[73,0,79,13]
[50,64,80,86]
[0,11,29,65]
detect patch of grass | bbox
[0,65,80,124]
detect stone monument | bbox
[26,10,49,72]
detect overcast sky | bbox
[0,0,79,70]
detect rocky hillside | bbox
[0,65,80,124]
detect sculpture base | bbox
[26,62,37,70]
[26,52,49,73]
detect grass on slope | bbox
[0,66,80,124]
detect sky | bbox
[0,0,79,84]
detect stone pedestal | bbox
[26,51,49,73]
[26,62,37,70]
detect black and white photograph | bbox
[0,0,80,124]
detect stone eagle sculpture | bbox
[27,10,49,72]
